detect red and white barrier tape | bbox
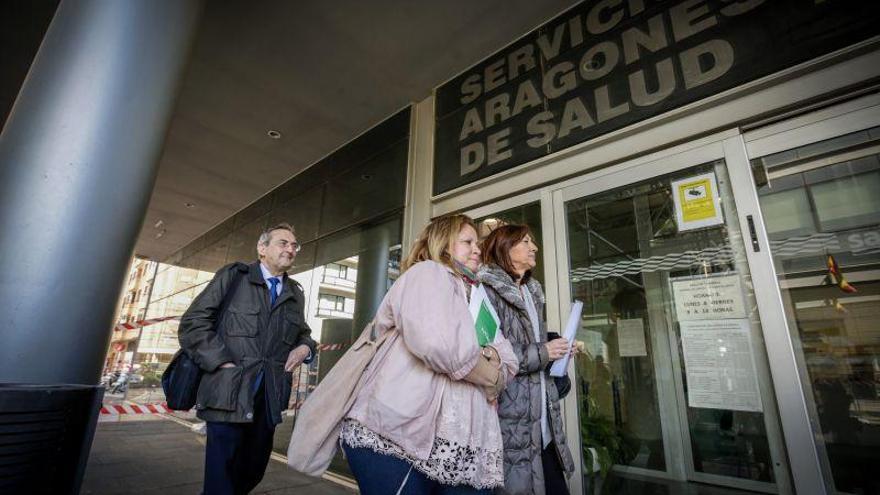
[113,314,347,352]
[282,401,306,416]
[100,401,313,419]
[114,316,180,331]
[317,343,345,351]
[100,402,172,415]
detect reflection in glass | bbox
[116,215,403,479]
[475,201,543,283]
[104,107,410,480]
[277,216,402,476]
[565,191,667,477]
[565,161,779,487]
[753,127,880,494]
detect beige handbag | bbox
[286,320,390,476]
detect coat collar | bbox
[247,261,297,310]
[477,263,545,312]
[247,261,267,286]
[248,261,290,286]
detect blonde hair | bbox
[401,214,477,273]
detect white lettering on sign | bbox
[452,0,767,177]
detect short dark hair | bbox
[258,223,296,246]
[482,224,534,283]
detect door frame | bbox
[458,105,880,492]
[548,130,811,493]
[739,93,880,494]
[466,188,581,492]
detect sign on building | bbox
[433,0,880,194]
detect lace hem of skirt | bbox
[340,419,503,489]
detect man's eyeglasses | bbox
[274,239,302,253]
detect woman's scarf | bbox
[453,259,479,286]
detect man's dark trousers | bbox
[204,383,275,495]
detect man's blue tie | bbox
[268,277,280,306]
[254,276,281,398]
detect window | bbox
[324,263,349,280]
[318,293,346,312]
[753,128,880,493]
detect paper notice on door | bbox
[617,318,647,357]
[671,172,724,232]
[679,319,763,412]
[671,273,747,321]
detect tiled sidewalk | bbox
[81,418,356,494]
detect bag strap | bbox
[368,319,379,342]
[214,263,247,339]
[350,319,382,352]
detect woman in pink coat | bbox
[341,214,519,494]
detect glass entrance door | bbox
[746,108,880,494]
[552,140,792,493]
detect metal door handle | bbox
[747,215,760,252]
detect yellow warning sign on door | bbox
[671,172,724,231]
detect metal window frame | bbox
[549,131,804,494]
[407,38,880,495]
[740,94,880,495]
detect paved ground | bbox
[82,418,357,495]
[84,408,760,495]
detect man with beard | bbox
[179,223,316,494]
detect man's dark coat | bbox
[179,261,316,425]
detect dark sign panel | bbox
[434,0,880,195]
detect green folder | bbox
[474,300,498,347]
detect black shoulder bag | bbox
[162,266,245,410]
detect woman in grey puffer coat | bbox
[479,224,575,495]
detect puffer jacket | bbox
[478,264,575,495]
[178,261,317,425]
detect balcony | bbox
[320,273,356,289]
[316,308,353,319]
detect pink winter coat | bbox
[345,260,518,460]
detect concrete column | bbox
[402,96,435,248]
[0,0,203,384]
[351,223,392,339]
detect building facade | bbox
[107,2,880,493]
[105,258,157,373]
[407,2,880,494]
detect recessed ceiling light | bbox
[155,229,166,239]
[267,130,282,139]
[154,219,164,229]
[184,202,196,208]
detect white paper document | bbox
[617,318,647,357]
[679,318,763,412]
[671,273,747,321]
[550,300,583,377]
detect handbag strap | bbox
[368,319,379,342]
